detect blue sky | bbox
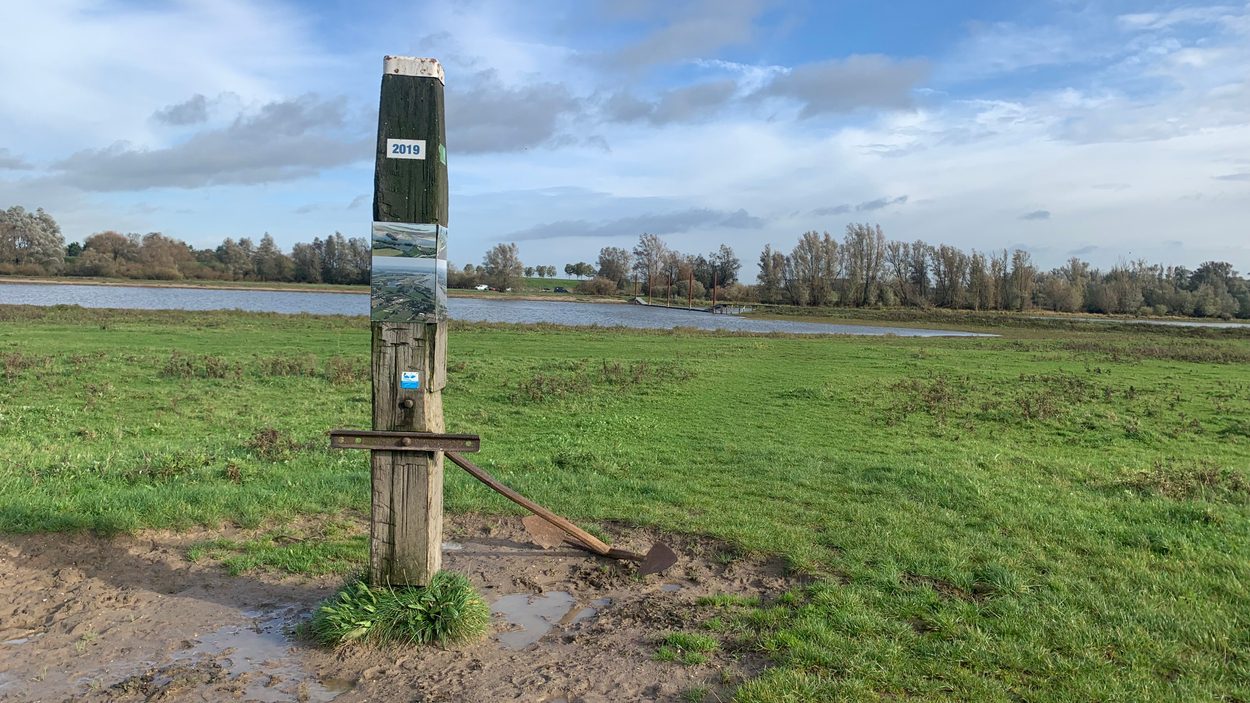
[1,0,1247,272]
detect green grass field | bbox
[2,304,1248,701]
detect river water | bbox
[0,282,993,337]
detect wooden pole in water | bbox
[369,56,449,587]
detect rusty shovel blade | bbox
[635,542,679,576]
[521,514,568,549]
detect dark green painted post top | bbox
[373,56,448,228]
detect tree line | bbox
[1,205,369,284]
[758,224,1250,319]
[446,235,744,299]
[4,205,1247,318]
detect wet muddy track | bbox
[0,516,793,702]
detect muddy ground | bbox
[0,516,793,702]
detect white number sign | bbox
[386,139,426,160]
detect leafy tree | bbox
[710,244,741,286]
[291,243,323,283]
[575,276,618,295]
[525,266,535,278]
[483,242,524,290]
[254,233,294,282]
[0,206,65,274]
[596,246,632,288]
[756,244,785,304]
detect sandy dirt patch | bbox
[0,516,793,702]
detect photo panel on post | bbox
[370,222,448,322]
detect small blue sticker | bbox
[401,371,420,389]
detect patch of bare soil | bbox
[0,515,794,702]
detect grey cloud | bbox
[1068,245,1098,255]
[1020,210,1051,220]
[508,208,764,241]
[603,80,739,124]
[857,195,908,211]
[0,148,33,170]
[596,0,769,70]
[447,70,583,153]
[720,208,765,228]
[811,195,907,217]
[756,55,930,117]
[1214,172,1250,181]
[810,204,852,216]
[602,92,653,122]
[348,194,368,209]
[153,94,209,126]
[50,94,367,191]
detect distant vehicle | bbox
[541,287,551,292]
[474,284,489,291]
[553,286,569,293]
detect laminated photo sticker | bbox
[371,222,448,322]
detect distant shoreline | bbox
[0,275,627,305]
[3,276,1245,326]
[0,275,368,295]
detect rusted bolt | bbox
[400,437,413,447]
[402,398,415,409]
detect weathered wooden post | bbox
[367,56,449,586]
[331,57,677,588]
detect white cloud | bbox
[0,0,319,151]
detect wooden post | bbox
[369,56,449,587]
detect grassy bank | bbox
[1,304,1248,700]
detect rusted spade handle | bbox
[445,451,614,556]
[444,452,679,575]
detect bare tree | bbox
[842,223,885,306]
[1008,249,1037,311]
[632,233,670,290]
[931,244,969,308]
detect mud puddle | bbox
[0,514,794,702]
[163,605,345,702]
[491,593,614,649]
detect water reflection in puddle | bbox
[492,593,610,650]
[1,635,39,646]
[179,605,344,703]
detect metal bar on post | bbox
[368,55,450,587]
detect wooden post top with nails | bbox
[369,55,449,587]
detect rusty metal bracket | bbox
[329,429,480,453]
